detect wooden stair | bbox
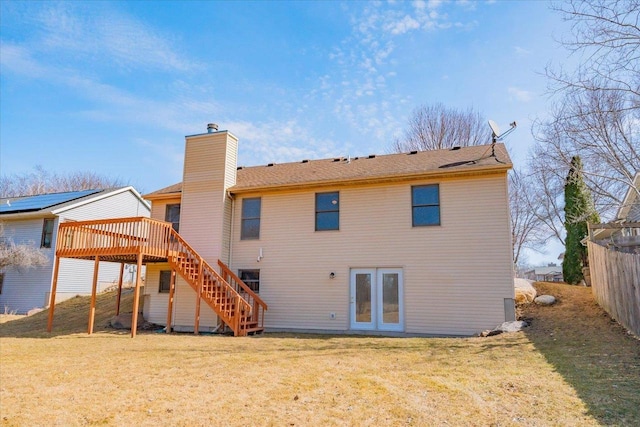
[167,229,267,336]
[52,217,266,337]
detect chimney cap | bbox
[207,123,219,133]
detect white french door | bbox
[350,268,404,332]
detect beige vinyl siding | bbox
[144,264,171,326]
[229,173,513,335]
[145,132,238,331]
[179,131,237,263]
[149,197,181,223]
[144,264,219,331]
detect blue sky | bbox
[1,0,568,264]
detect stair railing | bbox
[218,260,268,330]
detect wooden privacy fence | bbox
[588,241,640,337]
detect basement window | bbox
[41,219,54,248]
[239,269,260,293]
[241,198,261,240]
[159,270,172,293]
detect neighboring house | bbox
[49,126,515,337]
[618,173,640,223]
[0,188,150,313]
[524,264,564,282]
[589,173,640,253]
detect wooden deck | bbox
[48,217,266,337]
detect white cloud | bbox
[514,46,532,56]
[225,120,342,166]
[385,15,420,35]
[508,86,533,102]
[413,1,427,11]
[33,2,197,72]
[0,43,47,77]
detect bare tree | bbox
[529,0,640,244]
[526,149,568,246]
[0,223,49,272]
[392,103,492,152]
[532,88,639,218]
[548,0,640,103]
[0,166,126,198]
[510,169,548,266]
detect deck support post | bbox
[47,256,61,333]
[194,260,203,335]
[88,256,100,335]
[131,252,143,338]
[115,263,125,315]
[166,269,176,333]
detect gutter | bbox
[229,165,511,195]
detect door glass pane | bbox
[355,273,372,322]
[382,273,399,324]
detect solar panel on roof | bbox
[0,189,102,214]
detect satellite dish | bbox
[488,120,501,140]
[488,119,517,143]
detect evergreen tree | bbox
[563,156,600,284]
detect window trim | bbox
[241,197,261,240]
[411,184,441,227]
[41,218,54,248]
[159,270,172,294]
[165,203,181,232]
[238,269,260,294]
[315,191,340,231]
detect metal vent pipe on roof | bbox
[207,123,219,133]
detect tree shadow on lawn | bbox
[522,282,640,426]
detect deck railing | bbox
[55,216,264,336]
[57,217,173,259]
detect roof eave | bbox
[143,192,182,201]
[229,163,511,194]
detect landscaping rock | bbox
[497,320,529,333]
[514,278,537,304]
[27,307,44,316]
[110,313,145,329]
[535,295,556,305]
[480,320,529,337]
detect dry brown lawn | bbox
[1,282,638,426]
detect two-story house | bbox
[134,126,515,336]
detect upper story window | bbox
[412,185,440,226]
[239,269,260,293]
[159,270,172,293]
[41,218,54,248]
[165,204,181,232]
[316,192,339,231]
[241,198,261,240]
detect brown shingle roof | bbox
[143,182,183,199]
[231,143,511,192]
[143,144,511,197]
